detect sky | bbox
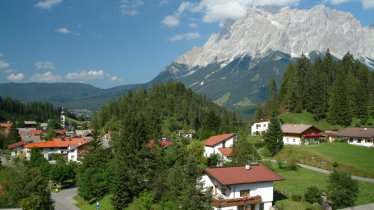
[0,0,373,89]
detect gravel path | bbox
[51,187,80,210]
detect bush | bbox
[304,186,321,204]
[291,194,302,201]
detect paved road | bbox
[51,187,80,210]
[339,203,374,210]
[297,163,374,183]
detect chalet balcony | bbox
[212,195,262,208]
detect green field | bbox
[273,165,374,206]
[275,143,374,178]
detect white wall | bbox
[10,147,26,158]
[204,137,235,157]
[68,148,78,162]
[348,138,374,147]
[251,122,270,136]
[283,136,301,145]
[202,174,274,210]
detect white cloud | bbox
[111,76,119,81]
[189,23,198,28]
[120,0,144,16]
[7,73,24,81]
[162,2,197,27]
[35,60,55,70]
[30,71,62,82]
[0,60,10,70]
[55,27,76,35]
[163,0,300,26]
[34,0,62,10]
[362,0,374,9]
[162,15,180,27]
[66,70,105,80]
[169,32,201,42]
[327,0,350,4]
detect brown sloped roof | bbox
[281,124,320,134]
[218,147,233,157]
[204,165,284,185]
[204,133,236,147]
[335,127,374,138]
[8,141,30,149]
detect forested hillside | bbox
[0,97,61,122]
[257,50,374,126]
[94,82,238,140]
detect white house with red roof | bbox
[204,133,236,158]
[202,164,283,210]
[8,141,30,159]
[24,137,89,162]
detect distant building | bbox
[281,124,323,145]
[202,164,284,210]
[204,133,236,158]
[334,127,374,147]
[0,122,12,136]
[8,141,30,158]
[251,120,270,136]
[178,129,196,138]
[24,121,37,128]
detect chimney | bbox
[245,164,251,170]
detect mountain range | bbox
[1,5,373,117]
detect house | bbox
[251,120,270,136]
[204,133,236,157]
[281,124,323,145]
[8,141,30,158]
[24,137,88,162]
[18,128,41,143]
[24,121,37,128]
[202,164,284,210]
[146,139,173,149]
[0,122,12,136]
[217,147,233,161]
[178,129,196,138]
[334,127,374,147]
[67,140,92,162]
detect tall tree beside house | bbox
[263,116,283,156]
[231,129,260,165]
[3,123,21,149]
[328,170,359,209]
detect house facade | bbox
[204,133,236,157]
[8,141,30,158]
[281,124,322,145]
[335,127,374,147]
[202,164,283,210]
[251,120,270,136]
[178,129,196,139]
[23,137,88,162]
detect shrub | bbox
[304,186,321,204]
[291,194,302,201]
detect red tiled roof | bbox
[204,133,235,147]
[24,138,85,149]
[204,165,284,185]
[218,147,233,157]
[29,130,43,135]
[0,123,12,128]
[147,139,173,149]
[54,129,67,135]
[8,141,30,149]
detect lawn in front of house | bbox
[273,165,374,206]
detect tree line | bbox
[256,50,374,126]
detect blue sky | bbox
[0,0,373,88]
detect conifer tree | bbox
[263,115,283,156]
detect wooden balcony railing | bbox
[212,195,262,208]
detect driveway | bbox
[51,186,80,210]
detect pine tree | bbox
[263,116,283,156]
[231,129,260,165]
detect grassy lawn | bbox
[274,199,316,210]
[303,143,374,175]
[75,195,114,210]
[279,111,342,130]
[275,143,374,178]
[273,165,374,206]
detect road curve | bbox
[51,187,80,210]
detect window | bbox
[349,138,353,143]
[259,203,264,210]
[357,139,362,143]
[256,124,260,128]
[222,141,226,148]
[293,139,296,142]
[240,189,250,197]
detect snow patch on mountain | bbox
[176,5,374,68]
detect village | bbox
[1,108,373,210]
